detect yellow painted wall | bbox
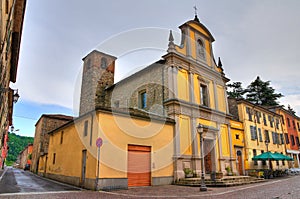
[179,115,192,155]
[208,80,216,109]
[217,85,226,113]
[189,23,209,37]
[198,118,217,128]
[237,103,287,170]
[45,123,97,179]
[44,111,174,181]
[174,22,215,68]
[97,112,174,178]
[230,120,244,147]
[193,75,215,109]
[190,31,196,59]
[175,42,187,55]
[220,124,230,157]
[177,69,189,101]
[205,40,211,66]
[38,155,46,173]
[193,74,200,104]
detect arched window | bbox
[101,57,107,69]
[197,39,205,60]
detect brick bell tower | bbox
[79,50,117,116]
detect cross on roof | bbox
[193,5,198,16]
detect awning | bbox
[252,152,280,161]
[273,152,293,161]
[252,152,293,161]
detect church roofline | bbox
[179,19,215,42]
[106,59,166,91]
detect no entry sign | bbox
[96,137,103,148]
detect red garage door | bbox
[128,145,151,187]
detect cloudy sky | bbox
[12,0,300,137]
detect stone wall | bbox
[31,115,72,173]
[79,50,116,115]
[104,61,170,116]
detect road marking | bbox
[0,191,80,196]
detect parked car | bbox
[24,164,30,171]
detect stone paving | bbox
[1,170,300,198]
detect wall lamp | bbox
[0,87,20,103]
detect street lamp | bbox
[265,140,273,171]
[197,123,207,192]
[0,87,20,103]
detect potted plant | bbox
[226,166,233,176]
[183,168,193,178]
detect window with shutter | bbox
[258,128,262,142]
[272,132,276,144]
[285,133,290,144]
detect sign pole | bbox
[95,137,103,190]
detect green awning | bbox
[252,151,281,161]
[273,152,294,161]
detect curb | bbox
[28,170,84,191]
[0,166,8,182]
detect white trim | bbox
[286,149,300,154]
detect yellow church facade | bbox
[165,16,233,178]
[36,15,235,190]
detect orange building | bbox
[18,144,33,169]
[270,106,300,168]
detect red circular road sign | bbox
[96,137,103,148]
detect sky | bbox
[11,0,300,137]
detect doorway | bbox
[236,150,243,175]
[204,140,214,174]
[81,150,87,186]
[128,145,151,186]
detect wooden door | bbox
[237,150,243,175]
[128,145,151,187]
[204,151,212,174]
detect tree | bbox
[245,76,283,106]
[227,82,245,99]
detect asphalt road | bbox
[0,167,80,194]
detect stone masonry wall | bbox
[105,62,170,116]
[80,51,116,115]
[31,116,72,173]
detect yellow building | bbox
[165,16,234,178]
[230,120,245,175]
[77,15,234,180]
[39,108,175,190]
[37,15,234,190]
[228,98,287,172]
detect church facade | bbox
[39,15,236,190]
[80,15,234,180]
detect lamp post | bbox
[264,140,272,170]
[0,87,20,103]
[197,123,207,192]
